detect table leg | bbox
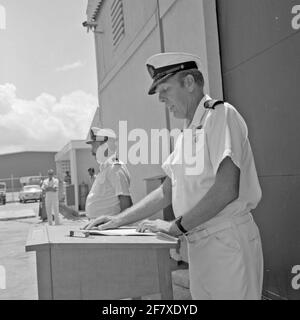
[156,249,173,300]
[36,248,53,300]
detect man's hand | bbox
[83,215,122,230]
[136,219,181,237]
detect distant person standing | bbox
[88,168,96,189]
[42,169,60,226]
[64,171,72,185]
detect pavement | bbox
[0,216,38,299]
[0,202,38,221]
[0,202,88,300]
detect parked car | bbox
[0,182,6,205]
[19,185,42,203]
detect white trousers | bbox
[186,213,263,300]
[45,192,60,226]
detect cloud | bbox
[0,83,98,153]
[0,83,15,114]
[55,60,85,72]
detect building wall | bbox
[88,107,101,133]
[217,0,300,300]
[92,0,157,84]
[156,0,222,130]
[0,151,56,191]
[0,152,56,179]
[75,148,98,190]
[55,140,99,210]
[90,0,222,202]
[56,160,71,181]
[75,148,98,210]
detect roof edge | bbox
[87,0,104,22]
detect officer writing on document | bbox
[84,53,264,300]
[85,127,133,220]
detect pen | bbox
[69,230,90,238]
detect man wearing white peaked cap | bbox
[85,53,264,300]
[85,127,132,219]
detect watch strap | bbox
[175,216,188,234]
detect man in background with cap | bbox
[85,127,132,220]
[87,167,96,189]
[41,169,60,226]
[85,53,263,300]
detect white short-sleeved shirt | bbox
[42,178,59,192]
[85,156,131,219]
[162,95,262,228]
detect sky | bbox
[0,0,98,154]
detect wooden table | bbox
[26,225,178,300]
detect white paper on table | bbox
[84,228,156,236]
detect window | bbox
[110,0,125,47]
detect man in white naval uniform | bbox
[42,169,60,226]
[84,53,264,300]
[85,127,132,220]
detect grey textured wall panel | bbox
[255,176,300,300]
[0,152,56,179]
[222,31,300,176]
[217,0,298,72]
[217,0,300,299]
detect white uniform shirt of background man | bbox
[85,156,131,219]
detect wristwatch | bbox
[175,216,188,235]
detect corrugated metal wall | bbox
[217,0,300,299]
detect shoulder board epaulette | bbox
[204,99,224,110]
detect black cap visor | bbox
[148,73,175,95]
[147,60,198,95]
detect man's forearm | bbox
[180,182,238,232]
[180,157,240,231]
[117,179,172,225]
